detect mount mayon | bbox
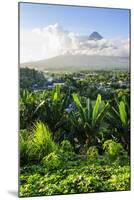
[21,32,129,72]
[88,31,103,40]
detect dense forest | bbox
[19,67,130,197]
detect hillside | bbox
[20,54,129,72]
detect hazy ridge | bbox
[20,54,129,72]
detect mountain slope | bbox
[20,54,129,72]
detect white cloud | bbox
[20,23,129,63]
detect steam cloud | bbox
[20,23,129,63]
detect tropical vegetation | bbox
[19,68,130,197]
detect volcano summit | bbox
[89,32,103,40]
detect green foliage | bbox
[103,140,129,165]
[92,94,101,125]
[73,93,83,108]
[107,168,130,191]
[29,122,57,162]
[103,140,121,156]
[19,71,130,197]
[20,90,37,129]
[86,146,99,160]
[60,140,73,152]
[119,101,127,128]
[20,122,57,165]
[20,154,130,197]
[20,67,45,90]
[34,85,70,140]
[42,152,61,170]
[53,85,61,101]
[20,131,30,166]
[70,93,110,145]
[20,129,30,141]
[106,96,130,151]
[20,129,35,166]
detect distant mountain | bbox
[20,54,129,72]
[89,32,103,40]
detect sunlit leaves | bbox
[119,101,127,128]
[92,94,101,125]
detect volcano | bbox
[89,31,103,40]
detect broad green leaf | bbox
[111,106,120,118]
[60,92,69,113]
[72,93,87,124]
[119,101,127,127]
[87,98,91,121]
[72,93,82,109]
[53,91,58,101]
[92,94,101,125]
[34,100,45,114]
[96,102,110,124]
[53,85,61,101]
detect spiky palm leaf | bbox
[70,94,109,145]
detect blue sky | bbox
[20,3,129,62]
[20,2,130,39]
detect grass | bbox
[20,122,57,165]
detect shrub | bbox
[103,140,129,164]
[42,152,61,170]
[20,137,29,166]
[20,129,31,166]
[86,146,99,160]
[61,140,73,152]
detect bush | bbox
[86,146,99,160]
[20,137,29,166]
[42,152,61,170]
[103,140,129,164]
[20,129,31,166]
[61,140,73,152]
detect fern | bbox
[29,121,57,161]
